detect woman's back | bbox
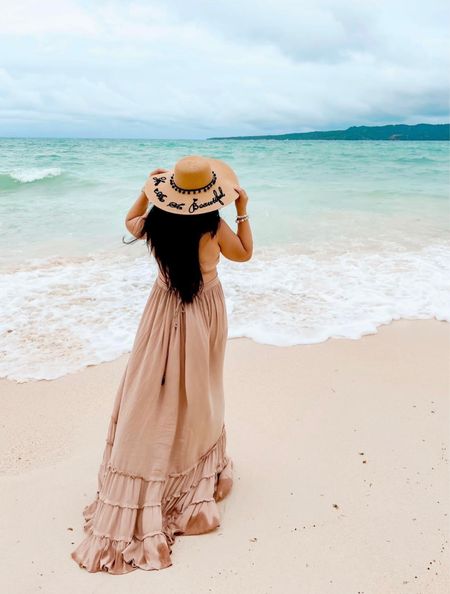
[198,231,221,282]
[155,217,252,284]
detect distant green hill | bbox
[208,123,450,141]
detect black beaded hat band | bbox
[169,171,217,195]
[143,156,240,215]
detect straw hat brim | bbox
[143,157,239,215]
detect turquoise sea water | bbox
[0,138,449,381]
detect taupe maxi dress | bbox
[71,217,234,574]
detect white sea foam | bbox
[1,243,449,382]
[8,167,62,183]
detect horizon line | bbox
[1,122,449,142]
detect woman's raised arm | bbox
[125,168,168,238]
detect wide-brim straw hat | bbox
[142,155,239,215]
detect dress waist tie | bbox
[161,296,185,385]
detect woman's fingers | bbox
[233,186,249,210]
[149,167,169,176]
[234,185,248,197]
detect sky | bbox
[0,0,449,139]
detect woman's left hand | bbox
[149,167,169,176]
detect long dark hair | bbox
[123,205,220,304]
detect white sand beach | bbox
[0,318,449,593]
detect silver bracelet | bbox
[236,214,249,223]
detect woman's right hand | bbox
[234,186,249,214]
[149,167,169,177]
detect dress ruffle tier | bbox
[71,413,234,574]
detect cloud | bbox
[1,0,98,35]
[0,0,448,138]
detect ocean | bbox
[1,138,449,382]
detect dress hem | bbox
[70,423,233,574]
